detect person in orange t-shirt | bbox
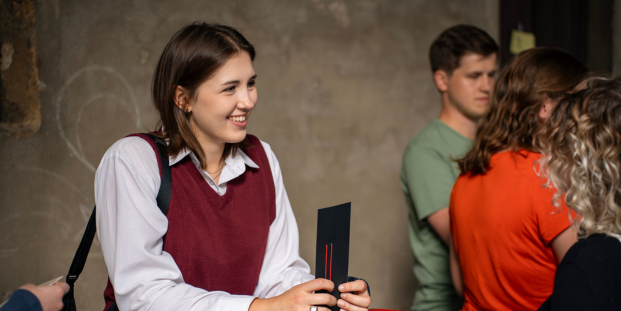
[447,48,588,311]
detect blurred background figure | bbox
[400,25,497,311]
[449,47,587,310]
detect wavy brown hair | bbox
[540,77,621,237]
[457,47,587,175]
[152,22,255,169]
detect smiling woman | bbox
[151,23,257,175]
[94,22,371,311]
[174,51,257,182]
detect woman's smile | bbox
[227,115,247,127]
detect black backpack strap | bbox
[146,133,171,215]
[63,133,172,310]
[63,207,97,311]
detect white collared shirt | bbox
[95,136,314,311]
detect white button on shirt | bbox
[95,136,314,311]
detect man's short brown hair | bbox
[429,25,499,74]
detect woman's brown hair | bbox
[152,22,255,169]
[457,47,587,175]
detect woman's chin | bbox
[226,131,247,144]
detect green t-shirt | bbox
[400,119,472,311]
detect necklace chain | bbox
[207,160,225,175]
[210,170,222,181]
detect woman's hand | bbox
[249,278,337,311]
[336,280,371,311]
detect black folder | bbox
[314,202,351,311]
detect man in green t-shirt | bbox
[401,25,498,311]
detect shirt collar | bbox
[158,126,258,168]
[169,147,191,166]
[168,147,259,169]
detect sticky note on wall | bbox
[510,30,536,55]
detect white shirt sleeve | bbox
[95,137,255,311]
[254,141,315,298]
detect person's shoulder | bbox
[241,134,279,173]
[258,140,275,162]
[257,139,273,156]
[492,150,543,179]
[564,234,621,268]
[403,138,441,165]
[406,121,444,149]
[576,234,621,256]
[410,120,446,144]
[103,135,155,159]
[96,135,158,176]
[243,134,273,157]
[558,234,621,295]
[401,133,458,183]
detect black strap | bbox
[146,134,171,215]
[63,134,171,311]
[62,208,98,311]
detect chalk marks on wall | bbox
[51,65,142,238]
[0,166,91,258]
[55,65,142,172]
[1,65,141,259]
[11,166,95,242]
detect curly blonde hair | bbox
[539,77,621,237]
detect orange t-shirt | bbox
[449,150,572,311]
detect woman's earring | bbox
[185,108,190,115]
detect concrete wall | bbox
[0,0,498,309]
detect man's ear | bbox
[173,86,190,112]
[433,70,450,93]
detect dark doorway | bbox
[500,0,613,72]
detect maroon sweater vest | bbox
[103,134,276,310]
